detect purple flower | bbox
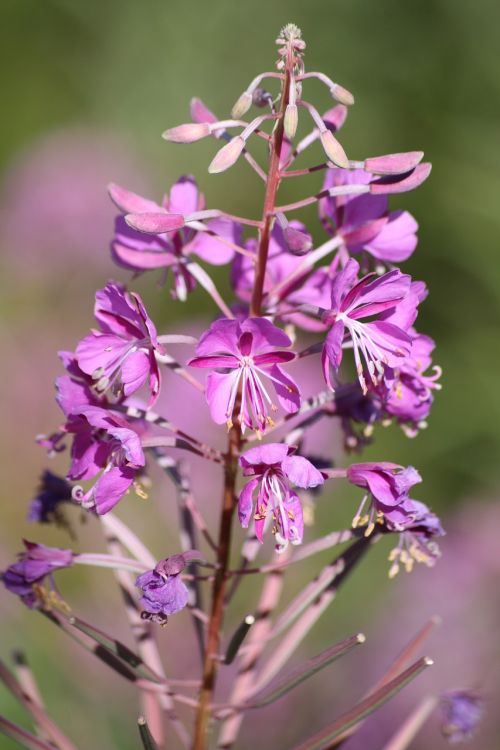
[386,498,445,577]
[2,541,73,609]
[188,318,300,433]
[27,470,73,524]
[382,332,442,435]
[135,553,192,623]
[320,168,419,263]
[67,405,145,515]
[321,258,415,392]
[440,690,484,743]
[109,177,241,300]
[238,443,324,552]
[346,461,422,534]
[75,282,164,406]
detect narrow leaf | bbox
[290,657,433,750]
[66,615,163,684]
[225,616,255,666]
[0,715,59,750]
[137,716,159,750]
[245,633,365,709]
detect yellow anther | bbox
[134,481,149,500]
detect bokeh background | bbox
[1,0,499,748]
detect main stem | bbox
[192,58,292,750]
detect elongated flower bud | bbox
[231,91,253,119]
[208,136,245,174]
[284,104,298,140]
[330,83,355,106]
[365,151,424,175]
[320,129,349,169]
[162,123,210,143]
[370,162,432,194]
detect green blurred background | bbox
[1,1,499,748]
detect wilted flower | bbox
[440,690,484,744]
[27,470,73,524]
[238,443,324,551]
[386,498,445,577]
[135,552,202,623]
[1,541,73,609]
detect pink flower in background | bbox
[238,443,324,551]
[109,176,241,300]
[0,128,151,275]
[320,168,419,263]
[189,318,300,433]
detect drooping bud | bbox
[125,212,185,234]
[370,163,432,195]
[320,130,349,169]
[330,83,355,106]
[231,91,253,119]
[283,225,313,255]
[208,136,245,174]
[365,151,424,175]
[284,104,298,140]
[162,123,210,143]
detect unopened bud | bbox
[365,151,424,175]
[125,212,185,234]
[283,225,312,255]
[231,91,253,119]
[320,130,349,169]
[162,123,210,143]
[208,136,245,174]
[284,104,298,140]
[330,84,355,106]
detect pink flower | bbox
[75,282,164,406]
[188,318,300,433]
[320,168,419,263]
[321,258,415,392]
[238,443,324,552]
[109,176,241,300]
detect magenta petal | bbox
[253,351,295,366]
[108,183,160,214]
[190,218,239,265]
[364,320,412,365]
[188,355,239,369]
[269,365,300,413]
[125,212,185,234]
[342,217,388,247]
[76,333,129,377]
[205,371,239,424]
[120,350,150,396]
[364,211,418,262]
[370,163,432,195]
[365,151,424,175]
[112,241,174,269]
[240,443,290,469]
[168,175,201,216]
[281,455,324,489]
[68,431,106,481]
[93,466,136,515]
[324,320,345,370]
[195,319,241,358]
[238,478,259,528]
[242,318,292,351]
[330,258,359,311]
[284,492,304,545]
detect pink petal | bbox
[121,350,150,396]
[269,365,301,414]
[365,151,424,175]
[125,212,185,234]
[205,371,240,424]
[238,478,259,528]
[370,163,432,195]
[281,455,324,489]
[168,176,202,215]
[108,183,160,214]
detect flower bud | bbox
[231,91,253,119]
[370,162,432,195]
[365,151,424,175]
[284,104,298,140]
[283,225,313,255]
[320,130,349,169]
[125,212,185,234]
[162,123,210,143]
[330,84,355,106]
[208,136,245,174]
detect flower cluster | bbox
[1,23,475,750]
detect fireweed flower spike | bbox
[188,318,300,433]
[1,541,73,609]
[3,25,450,750]
[238,444,324,552]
